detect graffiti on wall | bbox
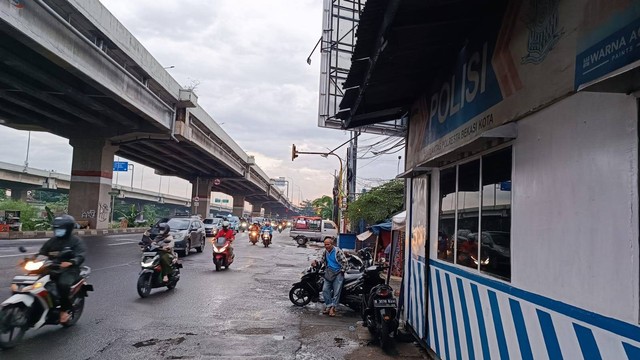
[81,210,96,219]
[98,203,110,222]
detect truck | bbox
[289,216,338,246]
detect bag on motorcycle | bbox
[324,267,340,282]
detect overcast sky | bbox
[0,0,404,207]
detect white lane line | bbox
[106,241,137,246]
[0,252,37,258]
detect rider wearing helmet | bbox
[154,223,175,283]
[261,221,274,235]
[214,220,235,255]
[37,215,87,324]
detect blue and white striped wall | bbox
[408,259,640,359]
[407,255,427,340]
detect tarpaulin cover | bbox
[370,222,392,234]
[392,210,406,231]
[356,230,373,241]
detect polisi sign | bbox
[424,38,503,146]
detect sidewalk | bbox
[0,227,148,239]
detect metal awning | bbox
[339,0,506,129]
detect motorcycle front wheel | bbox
[289,285,312,306]
[137,273,152,298]
[0,305,28,349]
[214,258,221,272]
[62,296,85,328]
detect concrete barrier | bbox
[0,227,148,239]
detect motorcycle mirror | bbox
[18,246,27,253]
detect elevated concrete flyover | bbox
[0,0,295,228]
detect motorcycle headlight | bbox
[141,258,156,267]
[24,260,44,271]
[213,245,228,253]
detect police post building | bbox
[330,0,640,358]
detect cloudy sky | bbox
[0,0,404,207]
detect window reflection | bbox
[456,160,479,270]
[481,147,511,280]
[438,168,455,262]
[436,147,512,281]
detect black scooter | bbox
[288,263,386,311]
[361,267,399,349]
[137,236,182,298]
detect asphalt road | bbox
[0,231,427,360]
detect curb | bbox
[0,227,148,239]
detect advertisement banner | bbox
[407,1,640,169]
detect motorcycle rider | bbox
[153,223,175,283]
[37,215,87,324]
[260,221,274,235]
[248,221,261,242]
[214,221,235,257]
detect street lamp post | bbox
[128,164,135,188]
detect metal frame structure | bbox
[317,0,405,136]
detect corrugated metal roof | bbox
[339,0,506,129]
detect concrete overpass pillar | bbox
[10,189,29,201]
[68,138,118,229]
[250,203,262,218]
[232,195,245,217]
[191,177,213,219]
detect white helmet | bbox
[222,221,230,228]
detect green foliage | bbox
[32,206,55,230]
[298,200,315,217]
[0,199,39,231]
[346,179,405,226]
[311,195,333,219]
[115,204,140,228]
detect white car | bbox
[203,217,222,237]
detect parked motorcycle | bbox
[0,247,94,349]
[345,247,373,272]
[137,241,182,298]
[288,263,386,311]
[261,230,272,247]
[249,230,259,245]
[212,236,234,271]
[361,269,399,349]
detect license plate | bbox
[374,299,396,306]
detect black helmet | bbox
[52,215,76,238]
[158,223,170,235]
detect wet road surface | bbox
[0,231,428,359]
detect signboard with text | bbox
[113,161,128,172]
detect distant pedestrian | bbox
[311,239,348,316]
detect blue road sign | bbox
[113,161,129,172]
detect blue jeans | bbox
[322,271,344,308]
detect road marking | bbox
[107,241,137,246]
[0,252,37,258]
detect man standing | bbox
[312,238,348,316]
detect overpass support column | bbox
[232,195,245,217]
[191,177,212,219]
[250,203,262,218]
[68,138,118,229]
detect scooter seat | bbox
[344,273,361,282]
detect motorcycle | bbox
[345,247,373,272]
[240,221,248,232]
[261,230,272,247]
[248,229,259,245]
[361,265,399,349]
[288,263,386,311]
[212,236,234,271]
[137,240,182,298]
[0,247,94,349]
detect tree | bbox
[311,195,333,219]
[298,200,315,216]
[345,179,404,226]
[0,199,39,231]
[115,204,141,228]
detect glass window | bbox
[324,222,335,229]
[436,147,512,281]
[456,160,480,271]
[438,167,456,262]
[481,147,511,280]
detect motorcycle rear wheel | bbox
[62,296,85,327]
[289,285,312,306]
[0,305,27,349]
[137,273,152,298]
[379,321,391,349]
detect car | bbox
[166,217,206,257]
[203,217,222,237]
